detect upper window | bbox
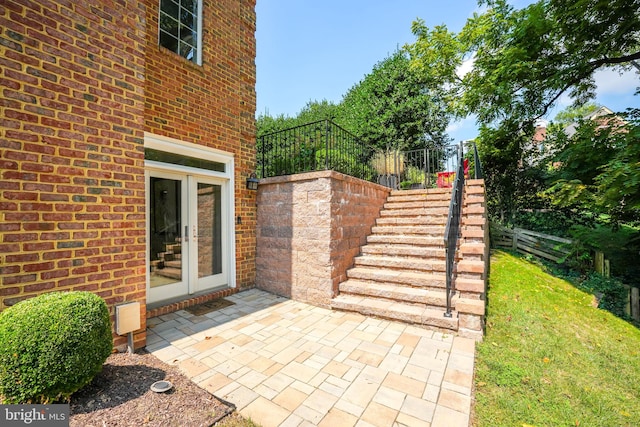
[158,0,202,65]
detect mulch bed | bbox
[70,351,235,427]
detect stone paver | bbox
[149,289,476,426]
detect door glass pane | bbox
[197,183,222,277]
[150,177,183,287]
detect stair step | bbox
[361,244,445,258]
[384,200,451,209]
[390,188,450,197]
[367,234,444,246]
[154,267,181,280]
[331,294,458,331]
[371,225,445,236]
[164,260,182,269]
[347,266,446,289]
[376,216,446,226]
[339,279,449,307]
[380,207,449,217]
[387,195,450,204]
[355,255,446,272]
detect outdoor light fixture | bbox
[246,172,259,190]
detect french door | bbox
[147,170,228,304]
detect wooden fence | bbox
[491,225,572,263]
[491,224,639,321]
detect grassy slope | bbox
[474,251,640,427]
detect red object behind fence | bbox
[437,171,456,188]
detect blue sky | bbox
[255,1,640,142]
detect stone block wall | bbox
[256,171,389,308]
[456,179,489,340]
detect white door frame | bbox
[144,133,236,305]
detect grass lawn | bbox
[474,250,640,427]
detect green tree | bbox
[256,100,340,138]
[412,0,640,129]
[545,108,640,225]
[337,50,450,151]
[408,0,640,220]
[476,121,547,223]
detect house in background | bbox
[0,0,257,349]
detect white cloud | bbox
[456,56,475,79]
[593,67,639,96]
[446,115,478,142]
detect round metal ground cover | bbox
[150,380,173,393]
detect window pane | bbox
[145,148,226,173]
[180,24,196,47]
[197,183,222,277]
[160,0,179,18]
[182,0,198,15]
[180,42,195,62]
[180,9,196,32]
[159,12,179,38]
[159,31,179,54]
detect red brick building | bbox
[0,0,257,349]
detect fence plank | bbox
[517,242,565,263]
[632,287,640,321]
[493,224,570,263]
[514,227,573,244]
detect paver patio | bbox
[147,289,476,427]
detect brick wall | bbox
[0,0,257,349]
[256,171,389,307]
[144,0,257,289]
[0,0,148,348]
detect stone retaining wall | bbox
[256,171,389,307]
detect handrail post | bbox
[324,119,330,170]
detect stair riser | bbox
[376,217,446,226]
[371,226,445,236]
[339,283,450,308]
[355,258,446,273]
[347,270,446,290]
[360,247,445,259]
[331,300,458,331]
[381,208,449,217]
[366,236,444,246]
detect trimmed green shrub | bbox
[0,291,113,403]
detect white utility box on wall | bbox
[115,302,141,335]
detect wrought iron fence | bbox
[257,120,376,181]
[257,119,465,190]
[373,146,459,189]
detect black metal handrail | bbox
[443,142,465,317]
[471,141,483,179]
[442,141,484,317]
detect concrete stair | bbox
[331,188,460,332]
[156,251,182,280]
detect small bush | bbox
[578,273,629,319]
[0,291,113,403]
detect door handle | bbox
[184,225,188,242]
[193,225,197,241]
